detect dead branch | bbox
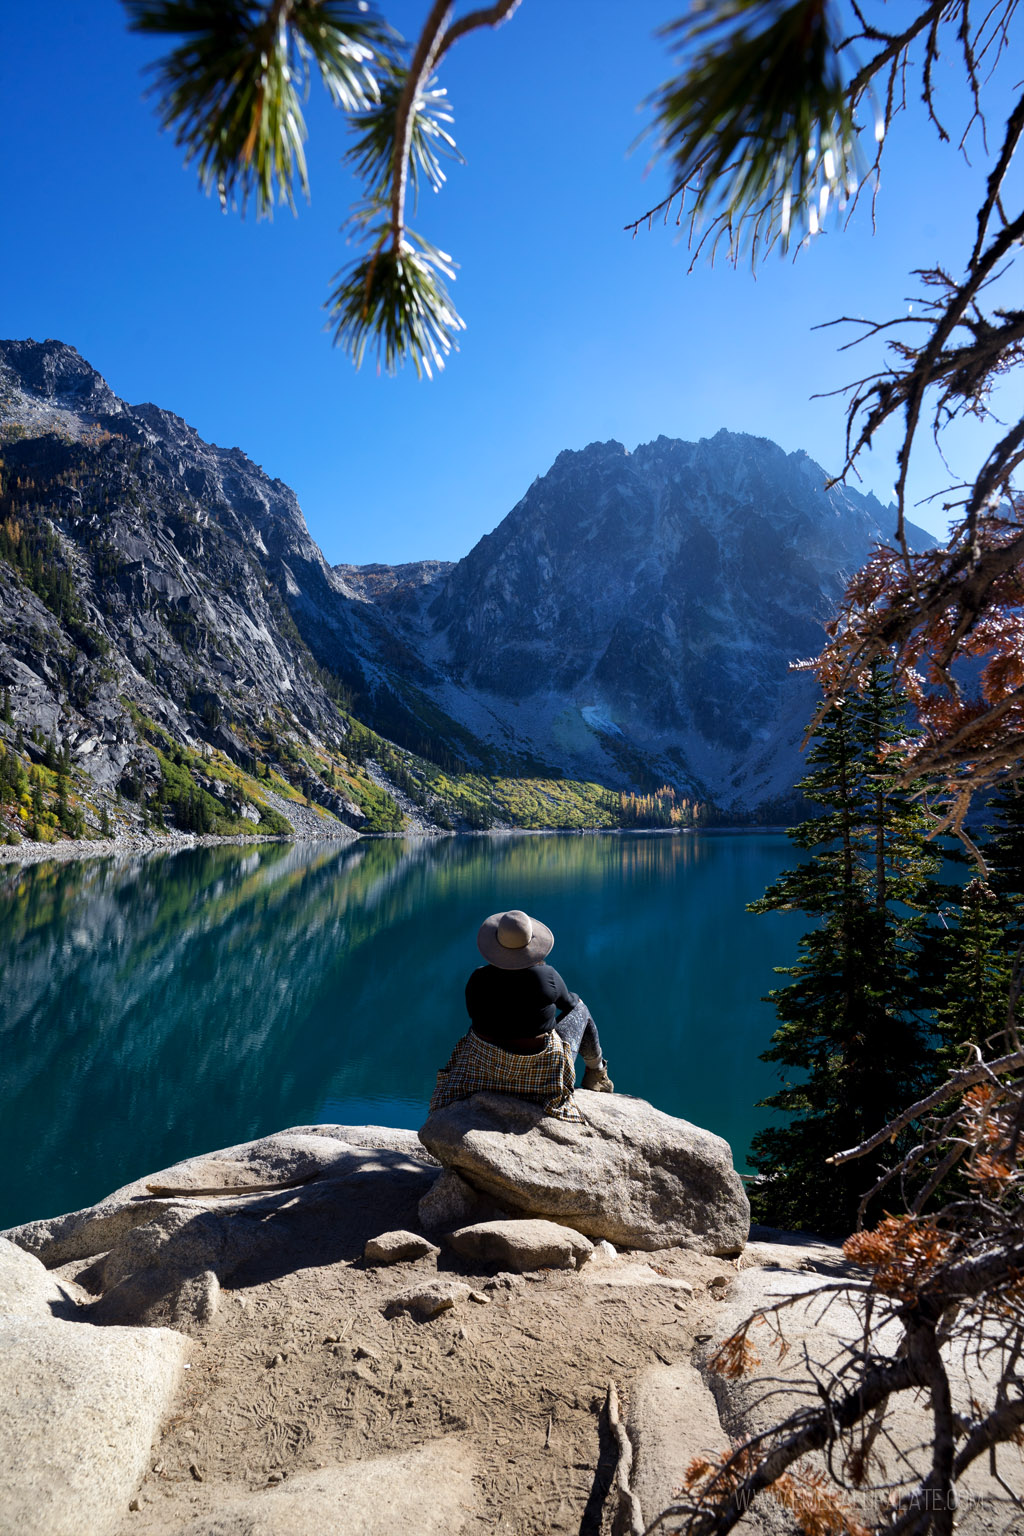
[827,1049,1024,1165]
[607,1380,645,1536]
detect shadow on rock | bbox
[83,1147,435,1334]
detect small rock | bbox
[322,1334,341,1344]
[128,1499,140,1513]
[484,1272,524,1291]
[588,1240,618,1265]
[267,1353,286,1367]
[384,1279,472,1320]
[189,1464,203,1483]
[353,1345,381,1364]
[447,1218,593,1273]
[364,1231,440,1266]
[468,1290,489,1304]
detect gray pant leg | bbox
[552,997,604,1067]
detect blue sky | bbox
[2,2,1014,563]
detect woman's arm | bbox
[547,966,580,1021]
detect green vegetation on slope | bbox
[341,716,710,832]
[123,703,292,836]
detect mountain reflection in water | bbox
[0,833,804,1229]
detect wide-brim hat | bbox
[477,908,554,970]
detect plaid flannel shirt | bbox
[430,1028,584,1123]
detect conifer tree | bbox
[922,781,1024,1075]
[930,879,1014,1075]
[983,779,1024,951]
[748,665,940,1235]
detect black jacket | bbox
[464,963,578,1044]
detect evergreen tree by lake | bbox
[748,666,941,1235]
[930,878,1015,1077]
[922,781,1024,1076]
[983,779,1024,952]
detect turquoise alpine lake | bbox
[0,832,810,1231]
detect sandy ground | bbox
[60,1171,738,1536]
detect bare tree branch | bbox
[828,1049,1024,1166]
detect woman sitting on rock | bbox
[429,908,614,1124]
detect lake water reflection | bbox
[0,833,806,1229]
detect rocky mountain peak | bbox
[334,560,455,602]
[0,339,121,416]
[554,440,629,467]
[386,430,934,809]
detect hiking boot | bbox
[582,1061,614,1092]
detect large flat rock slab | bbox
[172,1438,480,1535]
[1,1128,437,1269]
[87,1146,435,1333]
[0,1317,186,1536]
[2,1131,436,1338]
[419,1092,749,1254]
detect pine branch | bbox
[436,0,523,60]
[128,0,525,374]
[660,1354,921,1536]
[124,0,386,214]
[389,0,453,248]
[329,0,523,373]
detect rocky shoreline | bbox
[0,825,358,867]
[0,1104,1010,1536]
[0,822,789,869]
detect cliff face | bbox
[0,339,379,833]
[368,434,931,808]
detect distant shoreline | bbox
[0,822,790,868]
[0,827,357,868]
